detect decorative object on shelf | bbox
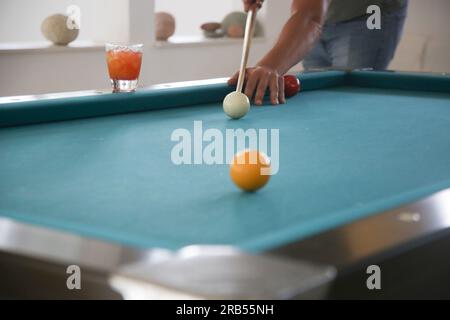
[227,24,244,38]
[201,22,222,32]
[200,22,224,38]
[155,12,176,41]
[41,14,79,46]
[221,11,264,38]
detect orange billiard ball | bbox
[230,150,271,192]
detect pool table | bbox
[1,70,450,299]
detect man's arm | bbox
[229,0,329,105]
[258,0,327,75]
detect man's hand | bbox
[243,0,264,12]
[229,0,327,106]
[228,66,285,105]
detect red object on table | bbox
[284,75,301,98]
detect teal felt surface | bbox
[1,74,450,252]
[349,71,450,93]
[0,71,347,128]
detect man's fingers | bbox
[229,68,253,86]
[269,74,279,105]
[254,73,269,105]
[234,66,279,105]
[244,72,258,100]
[227,71,239,85]
[278,76,286,104]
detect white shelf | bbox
[0,37,267,53]
[155,35,266,48]
[0,41,105,54]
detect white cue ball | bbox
[223,92,250,119]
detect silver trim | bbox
[1,188,450,299]
[0,217,335,299]
[115,246,336,299]
[269,188,450,269]
[0,78,229,104]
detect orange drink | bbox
[105,43,143,92]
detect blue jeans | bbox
[303,2,408,70]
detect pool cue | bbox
[236,7,258,93]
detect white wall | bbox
[0,0,290,96]
[389,0,450,72]
[0,0,449,96]
[0,0,129,43]
[402,0,450,38]
[155,0,244,37]
[154,0,267,37]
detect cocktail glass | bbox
[106,43,143,93]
